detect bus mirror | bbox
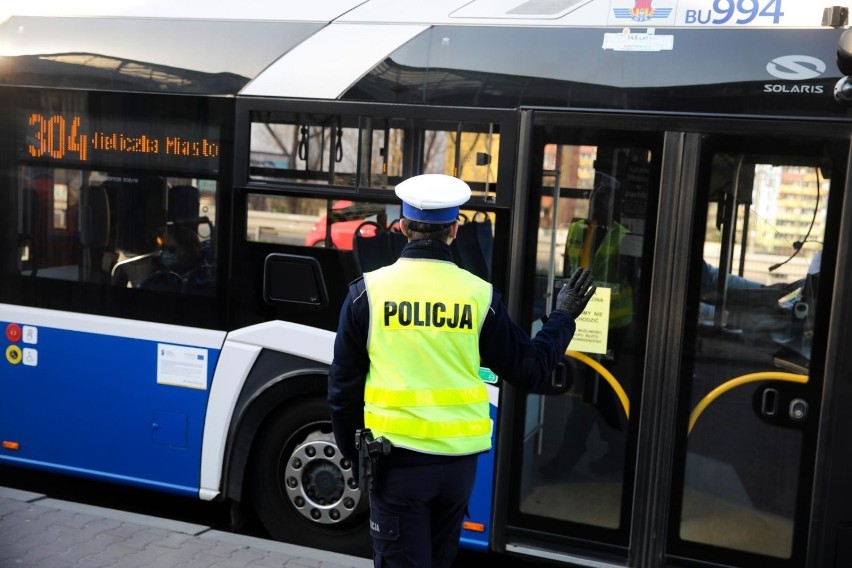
[834,76,852,104]
[823,6,848,27]
[836,27,852,75]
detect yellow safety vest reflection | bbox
[566,220,633,328]
[364,258,493,455]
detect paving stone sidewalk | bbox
[0,486,372,568]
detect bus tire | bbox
[247,397,371,557]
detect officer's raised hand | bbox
[555,268,596,319]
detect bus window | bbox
[246,194,396,250]
[358,118,404,189]
[18,166,216,296]
[248,116,498,195]
[421,122,499,199]
[244,192,496,283]
[249,114,404,189]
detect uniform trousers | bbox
[368,453,478,568]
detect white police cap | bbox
[395,174,472,223]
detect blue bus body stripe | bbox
[1,315,221,494]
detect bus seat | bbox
[111,176,167,254]
[183,263,216,295]
[78,184,114,282]
[110,251,159,287]
[387,218,407,259]
[168,185,200,222]
[26,178,51,244]
[452,212,493,281]
[20,185,45,273]
[138,270,184,292]
[353,220,406,273]
[79,185,110,247]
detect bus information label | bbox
[567,287,611,356]
[157,343,209,390]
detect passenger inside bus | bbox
[698,259,763,322]
[160,225,202,274]
[138,224,208,293]
[698,252,810,332]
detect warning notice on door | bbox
[567,287,611,355]
[157,343,208,390]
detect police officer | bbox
[327,174,595,568]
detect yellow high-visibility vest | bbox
[566,220,633,328]
[363,258,493,455]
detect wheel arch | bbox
[222,348,330,503]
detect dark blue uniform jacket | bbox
[328,238,576,464]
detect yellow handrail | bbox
[688,371,808,434]
[565,350,630,419]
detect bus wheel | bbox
[248,397,371,557]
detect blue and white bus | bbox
[2,1,852,566]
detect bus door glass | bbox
[668,139,839,566]
[509,124,661,553]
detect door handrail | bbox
[566,349,630,419]
[688,371,808,434]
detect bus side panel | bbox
[460,383,498,552]
[1,307,223,496]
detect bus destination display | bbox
[24,112,221,173]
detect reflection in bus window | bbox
[18,166,216,295]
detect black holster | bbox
[355,428,392,493]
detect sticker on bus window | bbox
[602,29,673,52]
[567,287,611,355]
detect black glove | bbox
[554,268,596,319]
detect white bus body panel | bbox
[199,320,336,500]
[240,23,429,99]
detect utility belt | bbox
[355,428,392,493]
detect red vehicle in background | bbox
[304,200,390,249]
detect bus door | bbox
[663,133,842,567]
[498,115,844,567]
[497,113,663,563]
